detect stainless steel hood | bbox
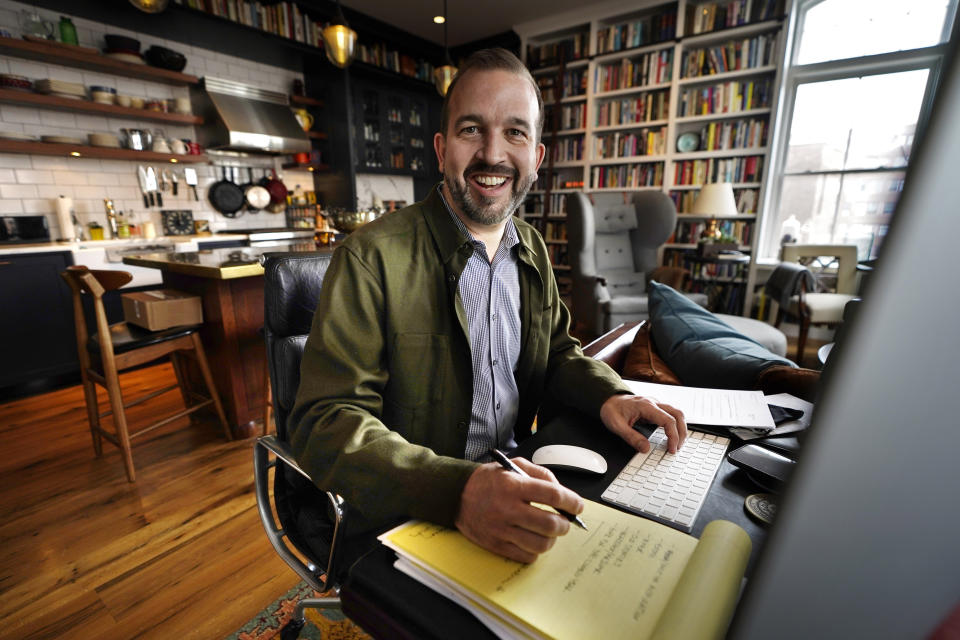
[190,77,310,154]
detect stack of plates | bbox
[104,50,145,65]
[0,131,38,141]
[41,135,86,145]
[88,133,120,148]
[34,79,87,100]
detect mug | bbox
[174,97,191,114]
[152,135,170,153]
[292,108,314,131]
[187,141,202,155]
[170,138,187,154]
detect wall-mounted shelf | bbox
[281,162,331,171]
[0,139,208,163]
[290,94,325,108]
[0,36,200,86]
[0,89,203,125]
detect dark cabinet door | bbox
[353,81,431,178]
[0,252,77,388]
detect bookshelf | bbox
[518,0,786,315]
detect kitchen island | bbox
[124,246,333,439]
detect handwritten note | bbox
[380,500,700,639]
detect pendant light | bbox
[433,0,457,96]
[322,0,358,69]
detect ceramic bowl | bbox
[91,91,115,104]
[144,45,187,72]
[104,34,141,52]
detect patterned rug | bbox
[228,581,370,640]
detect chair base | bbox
[280,597,341,640]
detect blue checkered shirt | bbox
[439,188,521,462]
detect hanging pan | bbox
[260,169,288,213]
[208,165,245,218]
[243,167,270,212]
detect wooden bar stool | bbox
[61,266,231,482]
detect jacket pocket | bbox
[388,333,450,409]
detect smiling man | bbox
[290,48,686,564]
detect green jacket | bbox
[289,187,628,531]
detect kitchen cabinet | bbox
[353,81,430,177]
[0,251,77,391]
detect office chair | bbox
[61,266,230,482]
[255,252,344,638]
[765,244,859,364]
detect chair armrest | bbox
[596,275,607,287]
[583,321,642,373]
[254,435,346,593]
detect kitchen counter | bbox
[123,247,274,279]
[120,244,333,439]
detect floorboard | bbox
[0,362,297,640]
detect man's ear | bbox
[434,131,446,174]
[534,141,546,172]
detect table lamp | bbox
[691,182,738,242]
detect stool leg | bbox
[80,369,103,457]
[103,368,136,482]
[169,351,195,413]
[190,333,232,441]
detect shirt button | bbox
[492,359,498,366]
[496,402,501,410]
[447,274,456,282]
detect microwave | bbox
[0,215,51,244]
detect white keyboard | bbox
[601,429,730,532]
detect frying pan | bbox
[243,167,270,212]
[208,166,245,217]
[260,169,288,207]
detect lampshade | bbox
[691,182,738,217]
[322,23,357,68]
[434,64,456,96]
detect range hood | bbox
[190,77,310,154]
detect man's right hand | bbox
[454,458,584,563]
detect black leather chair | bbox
[254,252,344,638]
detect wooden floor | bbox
[0,362,298,639]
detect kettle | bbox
[120,128,152,151]
[292,108,314,131]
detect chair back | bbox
[60,266,133,366]
[263,252,333,441]
[567,191,677,334]
[781,244,859,295]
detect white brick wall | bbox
[0,0,309,237]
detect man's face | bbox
[434,69,546,227]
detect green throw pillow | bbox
[648,281,795,389]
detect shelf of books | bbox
[519,0,786,314]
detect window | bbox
[759,0,957,262]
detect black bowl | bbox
[144,45,187,72]
[104,34,141,52]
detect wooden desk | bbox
[339,414,769,638]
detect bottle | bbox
[117,212,131,238]
[58,16,77,46]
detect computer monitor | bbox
[729,45,960,639]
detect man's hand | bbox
[600,393,687,454]
[455,458,584,563]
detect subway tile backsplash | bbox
[0,0,307,237]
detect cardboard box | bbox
[122,289,202,331]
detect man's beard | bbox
[444,162,537,226]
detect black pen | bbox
[490,449,588,531]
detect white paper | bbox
[623,379,776,429]
[730,393,814,441]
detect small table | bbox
[683,252,750,312]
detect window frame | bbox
[754,0,957,266]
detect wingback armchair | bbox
[567,191,677,336]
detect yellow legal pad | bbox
[379,499,751,640]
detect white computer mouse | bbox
[531,444,608,475]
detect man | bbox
[290,48,686,564]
